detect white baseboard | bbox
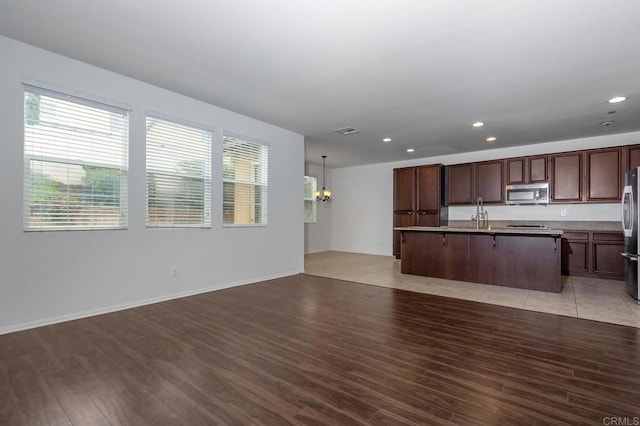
[0,270,303,336]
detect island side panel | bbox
[499,234,561,292]
[401,230,561,293]
[401,232,442,277]
[443,233,470,282]
[468,234,561,292]
[468,234,502,285]
[401,231,469,281]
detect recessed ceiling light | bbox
[472,122,485,128]
[608,96,627,104]
[600,120,615,126]
[382,137,392,142]
[406,148,415,153]
[486,137,497,142]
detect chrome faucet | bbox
[471,197,488,229]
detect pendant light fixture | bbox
[315,155,331,202]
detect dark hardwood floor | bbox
[1,274,639,425]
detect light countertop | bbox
[393,226,563,236]
[448,220,620,232]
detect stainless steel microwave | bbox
[505,182,549,205]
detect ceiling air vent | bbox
[334,127,360,136]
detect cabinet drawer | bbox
[592,232,623,242]
[562,231,589,241]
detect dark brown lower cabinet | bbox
[593,242,624,276]
[561,232,589,275]
[591,232,624,279]
[561,231,624,280]
[393,212,415,258]
[394,212,445,258]
[401,230,561,292]
[416,211,441,227]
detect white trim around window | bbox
[23,83,130,231]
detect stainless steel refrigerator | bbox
[622,167,640,302]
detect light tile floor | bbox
[304,251,640,328]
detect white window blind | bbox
[146,114,212,228]
[23,85,129,231]
[223,135,268,226]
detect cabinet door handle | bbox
[442,233,446,246]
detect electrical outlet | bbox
[171,267,178,277]
[560,210,567,217]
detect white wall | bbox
[330,132,640,256]
[0,36,304,334]
[304,162,333,253]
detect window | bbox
[23,85,129,230]
[146,113,212,228]
[304,176,317,223]
[223,134,268,226]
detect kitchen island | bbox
[395,226,563,292]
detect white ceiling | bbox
[1,0,639,168]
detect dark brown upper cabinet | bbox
[528,155,549,183]
[506,155,548,185]
[550,152,583,203]
[416,165,441,212]
[436,143,639,207]
[393,165,448,258]
[416,164,448,229]
[506,158,526,184]
[475,160,504,203]
[586,147,622,202]
[393,167,416,212]
[624,145,640,172]
[447,163,474,205]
